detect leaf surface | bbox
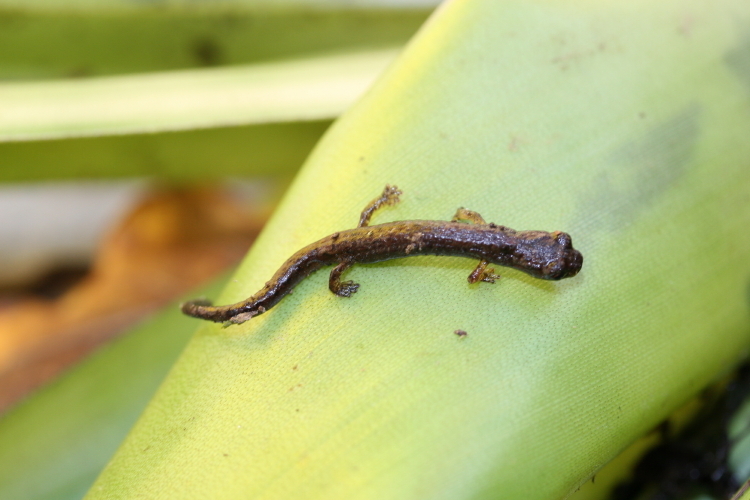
[0,50,398,142]
[85,1,750,499]
[0,277,228,500]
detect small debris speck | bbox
[454,329,468,338]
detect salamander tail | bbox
[181,299,215,319]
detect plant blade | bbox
[84,1,750,499]
[0,50,399,142]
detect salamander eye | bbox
[554,231,572,248]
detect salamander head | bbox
[544,231,583,280]
[501,230,583,280]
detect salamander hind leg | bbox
[329,260,360,297]
[468,260,501,284]
[225,308,265,325]
[452,207,487,225]
[358,184,402,227]
[181,298,265,325]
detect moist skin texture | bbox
[182,186,583,324]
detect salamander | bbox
[181,185,583,324]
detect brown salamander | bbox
[182,185,583,324]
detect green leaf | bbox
[86,0,750,499]
[0,276,228,500]
[0,50,399,182]
[0,2,430,181]
[0,121,330,182]
[735,481,750,500]
[0,2,431,80]
[0,49,399,142]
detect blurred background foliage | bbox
[0,1,430,80]
[0,0,432,180]
[0,1,436,498]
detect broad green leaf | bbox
[0,0,430,181]
[0,121,330,182]
[86,0,750,499]
[0,276,228,500]
[0,2,432,80]
[567,436,658,500]
[0,50,397,182]
[0,50,399,142]
[0,0,435,6]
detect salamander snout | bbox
[558,248,583,279]
[545,231,583,280]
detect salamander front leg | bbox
[452,207,487,225]
[329,260,360,297]
[358,184,402,227]
[452,208,501,284]
[468,260,501,284]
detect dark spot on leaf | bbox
[725,28,750,94]
[192,38,222,66]
[580,104,701,229]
